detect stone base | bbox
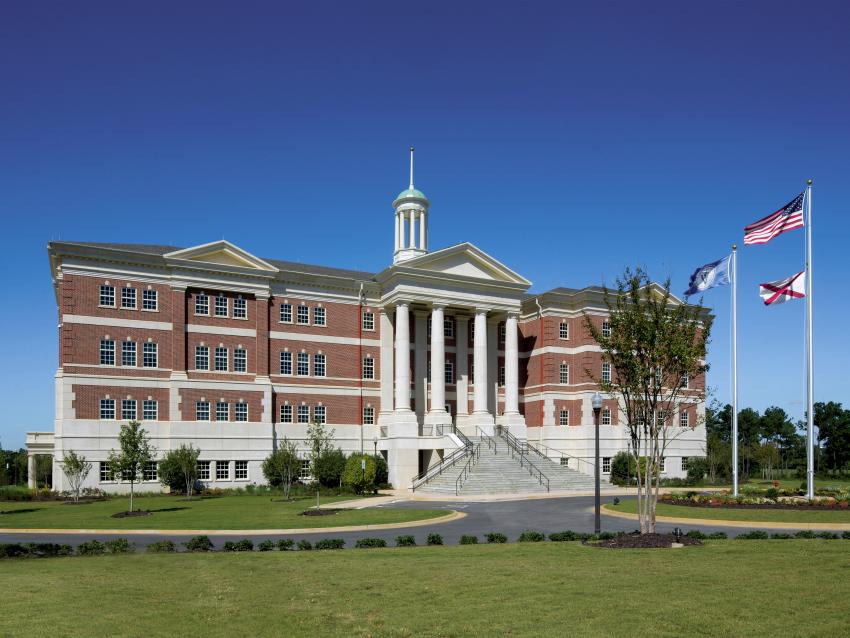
[383,409,421,489]
[465,411,496,436]
[423,410,453,428]
[497,412,527,441]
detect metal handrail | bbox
[476,426,498,454]
[497,426,550,492]
[411,424,474,491]
[455,443,481,494]
[526,441,596,473]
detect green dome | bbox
[393,188,429,206]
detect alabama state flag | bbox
[759,271,806,306]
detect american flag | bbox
[744,192,805,245]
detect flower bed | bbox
[661,490,850,510]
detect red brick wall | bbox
[60,274,173,321]
[72,385,170,421]
[273,392,380,425]
[179,388,264,422]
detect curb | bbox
[0,510,465,536]
[601,505,850,530]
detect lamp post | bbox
[372,435,378,461]
[592,392,603,534]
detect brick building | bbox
[32,162,706,492]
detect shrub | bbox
[518,530,545,543]
[685,530,707,540]
[374,454,389,486]
[707,532,728,540]
[395,535,416,547]
[817,531,839,539]
[314,449,348,488]
[485,532,507,544]
[147,540,176,553]
[342,454,377,494]
[765,487,780,500]
[22,543,67,558]
[426,533,443,546]
[184,535,214,552]
[355,538,387,548]
[77,540,106,556]
[0,544,27,558]
[257,540,275,552]
[770,532,792,539]
[736,531,769,540]
[794,530,816,539]
[277,539,295,551]
[297,540,313,551]
[842,531,850,540]
[610,451,634,486]
[314,538,345,550]
[104,538,135,554]
[459,535,478,545]
[58,544,74,556]
[685,457,709,483]
[223,539,254,552]
[549,531,579,542]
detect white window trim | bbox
[99,285,116,309]
[279,303,293,324]
[195,293,210,316]
[362,311,375,331]
[121,287,137,310]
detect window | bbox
[234,402,247,422]
[216,402,229,421]
[560,457,570,467]
[444,317,454,338]
[100,339,115,365]
[681,457,689,472]
[601,408,612,425]
[679,410,690,428]
[121,399,136,420]
[559,363,569,384]
[363,406,375,424]
[656,410,667,426]
[470,323,475,343]
[216,461,230,480]
[99,461,112,482]
[602,457,611,473]
[215,295,228,317]
[142,400,157,420]
[559,321,569,339]
[659,457,666,473]
[143,342,157,367]
[142,289,157,311]
[99,285,115,307]
[499,322,506,344]
[314,405,326,424]
[498,365,505,386]
[280,404,293,423]
[681,372,689,388]
[195,346,209,370]
[122,341,136,367]
[314,307,326,326]
[602,320,611,337]
[121,287,136,309]
[297,305,309,324]
[235,460,248,480]
[362,356,374,379]
[233,297,247,319]
[602,362,611,384]
[362,311,374,330]
[234,348,246,373]
[195,293,209,315]
[446,361,455,385]
[196,401,210,421]
[297,404,310,423]
[313,353,326,377]
[100,398,115,420]
[280,351,292,375]
[298,460,311,480]
[297,352,309,376]
[559,409,569,426]
[143,461,157,482]
[280,303,292,323]
[197,461,211,481]
[215,347,228,371]
[655,367,663,388]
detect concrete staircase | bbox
[414,436,607,496]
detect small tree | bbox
[313,448,347,487]
[262,438,300,500]
[306,419,335,483]
[342,453,377,494]
[585,267,711,534]
[107,421,156,513]
[159,444,200,499]
[61,451,92,502]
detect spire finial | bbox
[409,146,415,189]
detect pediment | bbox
[399,243,531,286]
[164,241,278,272]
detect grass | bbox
[2,542,850,636]
[607,499,850,523]
[744,477,850,491]
[0,494,444,530]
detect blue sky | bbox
[2,1,848,447]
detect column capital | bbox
[474,307,490,316]
[394,299,412,309]
[430,302,448,310]
[506,309,520,319]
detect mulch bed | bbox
[662,499,849,511]
[300,509,342,517]
[110,510,152,519]
[587,533,702,549]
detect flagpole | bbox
[805,180,814,499]
[731,245,738,497]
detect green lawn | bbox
[744,477,850,491]
[2,542,849,637]
[608,499,850,523]
[0,495,445,530]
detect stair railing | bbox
[496,426,550,492]
[476,427,498,454]
[525,441,596,475]
[455,443,481,495]
[411,424,475,491]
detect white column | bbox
[394,303,411,411]
[408,210,416,248]
[473,309,488,414]
[379,308,394,418]
[394,213,399,252]
[419,209,426,250]
[414,310,428,420]
[455,316,469,418]
[428,305,446,416]
[504,312,520,415]
[27,454,36,489]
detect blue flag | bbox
[684,255,731,296]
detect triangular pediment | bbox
[399,243,531,286]
[164,241,278,271]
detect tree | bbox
[815,402,850,471]
[585,267,711,534]
[737,408,761,478]
[262,438,300,500]
[306,419,335,483]
[313,448,347,487]
[107,421,156,513]
[342,453,377,494]
[158,444,200,499]
[61,451,92,502]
